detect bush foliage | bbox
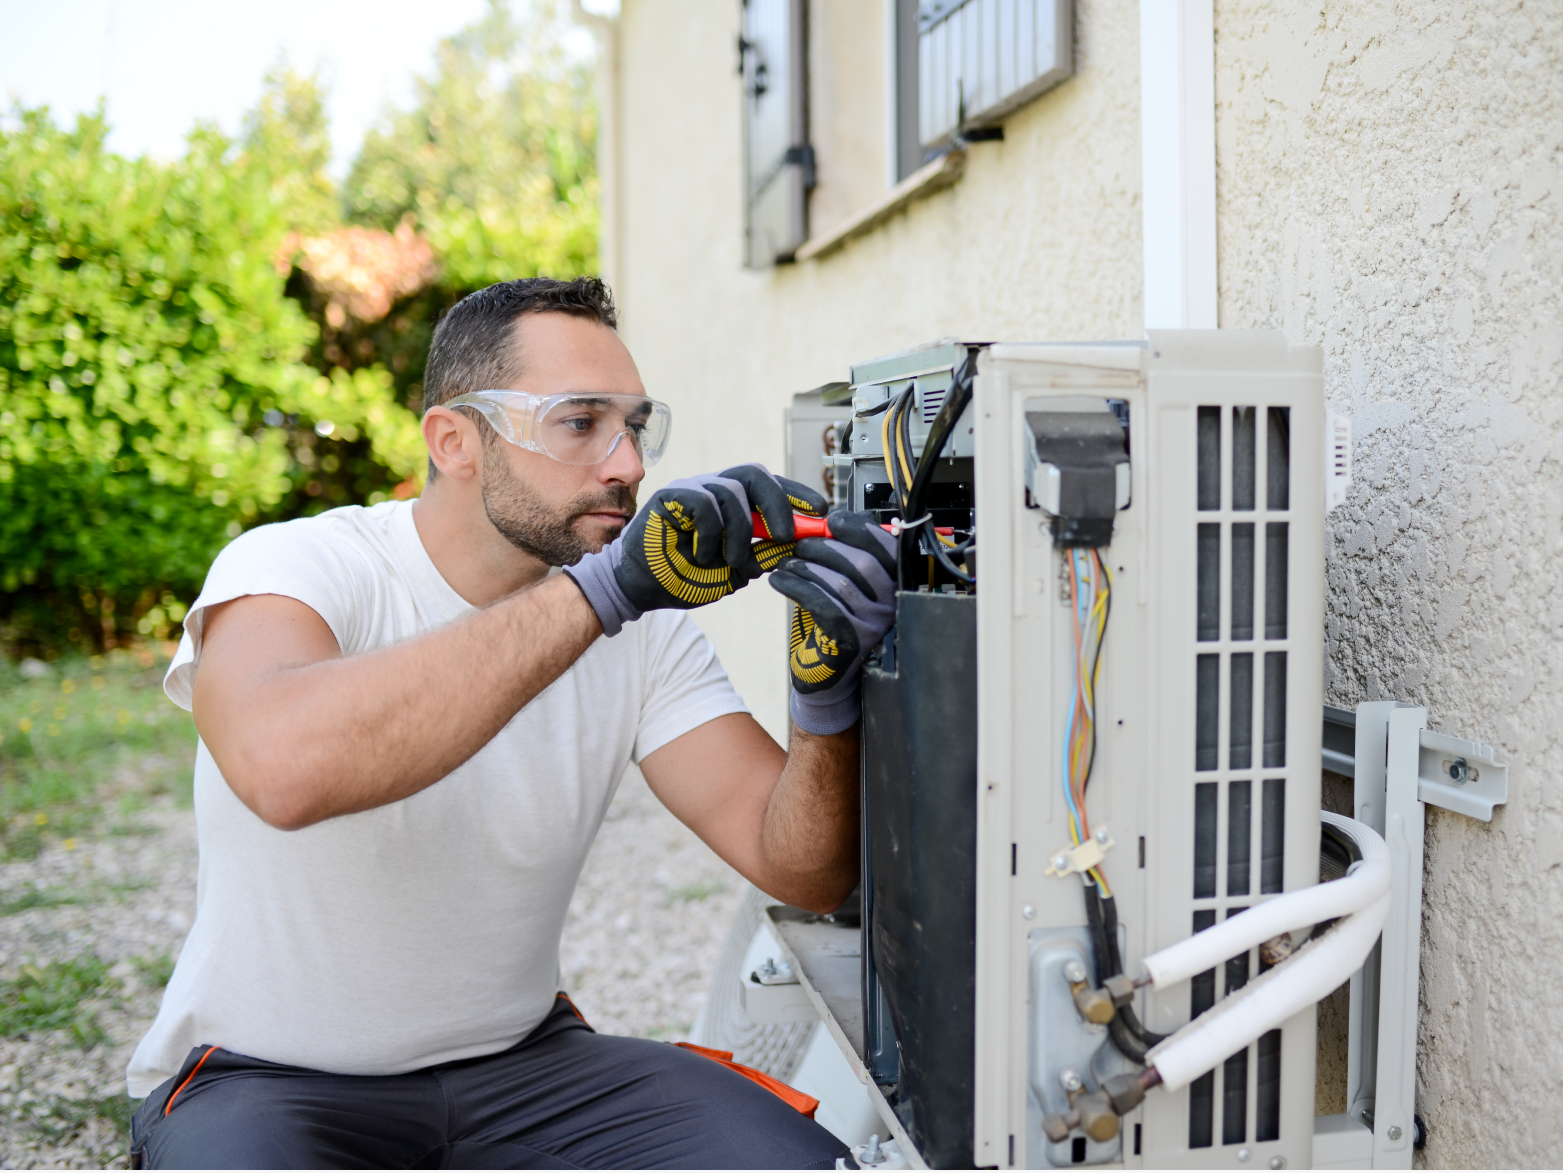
[0,109,423,653]
[0,0,597,656]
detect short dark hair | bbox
[422,276,618,414]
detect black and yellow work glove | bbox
[768,511,898,734]
[564,464,826,635]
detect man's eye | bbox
[562,417,595,433]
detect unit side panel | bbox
[975,353,1151,1169]
[974,368,1019,1168]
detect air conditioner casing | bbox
[972,332,1326,1168]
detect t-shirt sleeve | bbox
[631,613,750,762]
[163,519,369,711]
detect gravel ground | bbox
[0,761,743,1168]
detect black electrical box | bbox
[861,590,978,1169]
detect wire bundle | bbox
[876,374,977,587]
[1063,547,1112,897]
[1063,545,1166,1062]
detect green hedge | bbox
[0,110,421,654]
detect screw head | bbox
[1059,1068,1084,1092]
[1447,759,1470,784]
[1388,1125,1403,1141]
[1022,904,1037,921]
[1053,855,1069,871]
[1269,1158,1286,1170]
[1095,828,1110,844]
[1237,1147,1251,1162]
[1062,958,1087,983]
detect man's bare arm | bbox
[640,715,858,914]
[192,576,601,830]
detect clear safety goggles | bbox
[443,390,673,468]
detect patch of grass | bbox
[14,1091,138,1160]
[665,880,727,906]
[0,954,119,1048]
[129,951,175,989]
[0,885,81,917]
[0,649,196,859]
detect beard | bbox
[480,448,637,567]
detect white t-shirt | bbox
[126,500,746,1097]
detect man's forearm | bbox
[757,725,860,913]
[196,574,601,829]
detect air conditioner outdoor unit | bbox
[713,332,1490,1171]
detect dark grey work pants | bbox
[130,995,847,1169]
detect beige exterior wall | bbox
[1214,4,1563,1164]
[608,1,1561,1164]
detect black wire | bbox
[857,397,894,417]
[1083,885,1167,1062]
[921,529,975,584]
[896,383,915,511]
[903,348,977,525]
[898,348,979,590]
[1110,1012,1154,1064]
[1084,881,1113,986]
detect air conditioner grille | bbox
[1188,404,1294,1150]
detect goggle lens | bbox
[536,395,672,467]
[446,392,672,467]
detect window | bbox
[740,0,810,267]
[892,0,1073,179]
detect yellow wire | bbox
[879,401,897,508]
[894,394,914,511]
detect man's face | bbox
[478,313,648,566]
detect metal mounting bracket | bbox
[1413,728,1507,821]
[1328,702,1508,1169]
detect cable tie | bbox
[889,514,932,537]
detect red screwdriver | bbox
[750,511,954,540]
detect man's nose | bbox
[598,431,646,485]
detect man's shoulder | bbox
[230,501,404,548]
[218,502,407,569]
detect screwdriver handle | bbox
[751,511,832,540]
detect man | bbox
[127,277,897,1169]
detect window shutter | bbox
[741,0,809,268]
[911,0,1072,153]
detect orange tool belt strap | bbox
[673,1042,820,1120]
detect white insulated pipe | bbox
[1141,812,1389,989]
[1141,814,1391,1093]
[1148,889,1390,1091]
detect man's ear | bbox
[422,407,482,481]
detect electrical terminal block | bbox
[1044,828,1115,879]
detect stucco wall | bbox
[1214,4,1563,1165]
[614,0,1143,739]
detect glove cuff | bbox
[563,537,641,637]
[790,686,861,736]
